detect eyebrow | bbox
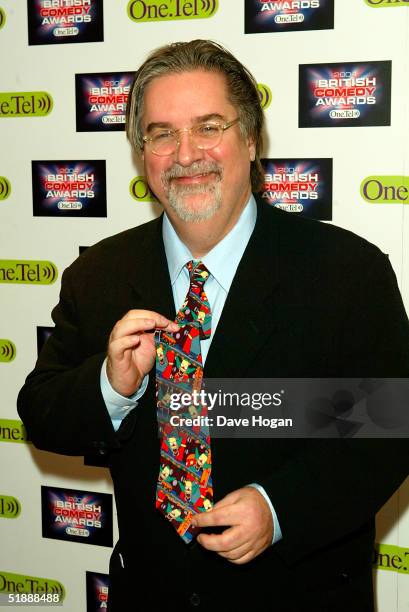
[145,113,227,133]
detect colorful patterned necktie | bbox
[155,261,213,543]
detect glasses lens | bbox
[193,123,222,150]
[150,131,177,155]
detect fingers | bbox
[192,503,238,530]
[106,309,178,397]
[217,542,253,563]
[197,529,260,564]
[121,310,179,333]
[109,318,156,346]
[211,489,242,510]
[197,525,249,553]
[192,487,274,565]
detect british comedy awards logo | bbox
[41,486,113,547]
[299,61,392,127]
[245,0,334,33]
[260,158,332,219]
[86,572,109,611]
[32,160,107,217]
[27,0,103,45]
[75,72,133,132]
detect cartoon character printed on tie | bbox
[173,355,197,384]
[159,464,174,490]
[185,444,211,483]
[179,325,201,358]
[194,492,213,513]
[160,349,175,381]
[156,343,169,375]
[164,434,187,462]
[180,474,201,505]
[166,503,183,523]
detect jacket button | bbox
[189,593,200,606]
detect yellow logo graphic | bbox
[0,495,21,519]
[0,572,65,600]
[360,175,409,203]
[0,92,53,118]
[257,83,272,110]
[130,176,157,202]
[373,543,409,574]
[365,0,408,7]
[0,340,16,363]
[128,0,218,22]
[0,8,6,30]
[0,176,11,200]
[0,419,28,444]
[0,260,58,285]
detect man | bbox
[18,40,409,611]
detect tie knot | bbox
[187,261,210,287]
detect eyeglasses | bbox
[142,118,240,156]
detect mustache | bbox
[162,161,222,183]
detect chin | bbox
[168,184,222,223]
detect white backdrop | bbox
[1,1,408,610]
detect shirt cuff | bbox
[247,483,283,545]
[100,358,149,431]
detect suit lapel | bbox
[127,214,175,321]
[205,200,281,378]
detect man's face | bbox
[141,70,255,224]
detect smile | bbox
[172,172,218,185]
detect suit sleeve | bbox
[17,264,121,456]
[259,250,409,564]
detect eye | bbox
[195,123,220,136]
[151,130,174,142]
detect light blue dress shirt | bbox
[100,195,282,544]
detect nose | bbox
[175,129,204,166]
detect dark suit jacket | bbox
[18,200,409,612]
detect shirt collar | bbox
[162,194,257,292]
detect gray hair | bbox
[126,39,265,192]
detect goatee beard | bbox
[162,161,223,222]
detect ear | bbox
[248,138,256,162]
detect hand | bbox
[106,309,178,396]
[191,486,273,564]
